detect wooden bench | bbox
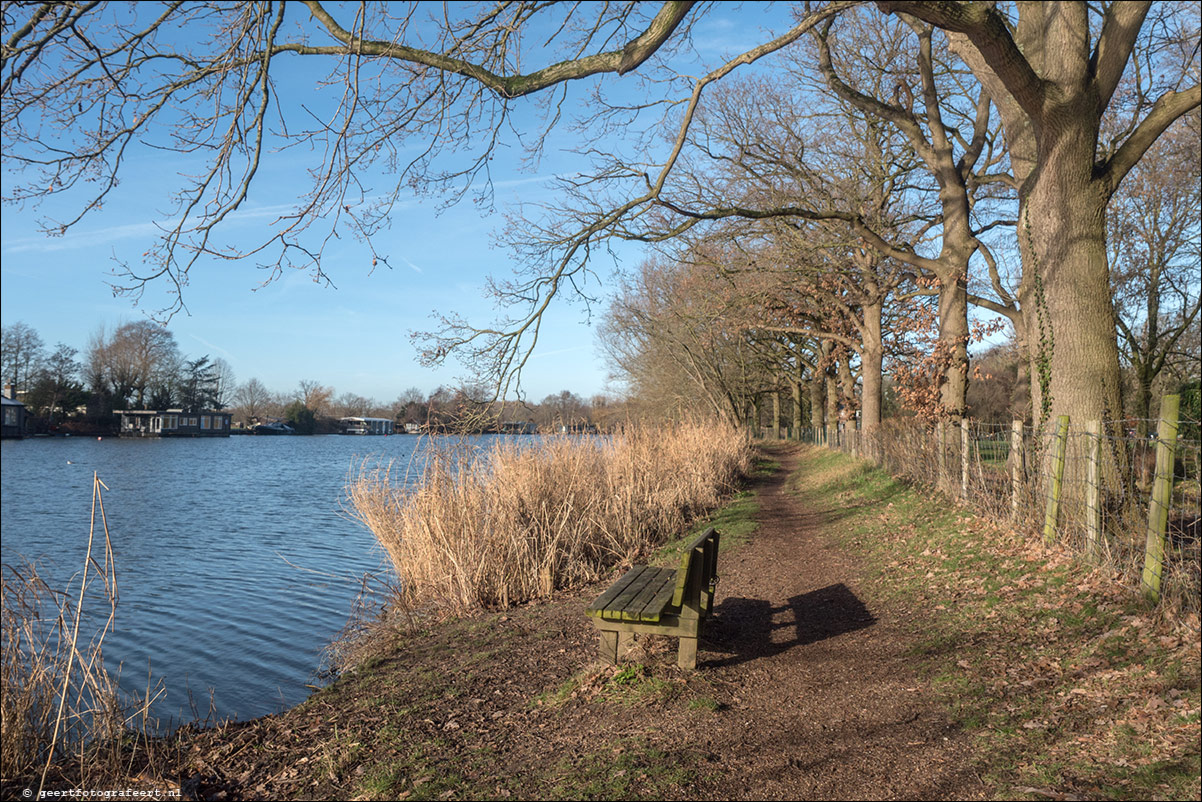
[586,527,720,669]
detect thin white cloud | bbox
[528,345,589,360]
[491,174,558,190]
[187,334,236,361]
[2,199,412,254]
[4,220,163,253]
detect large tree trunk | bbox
[1011,322,1033,425]
[772,390,781,440]
[860,299,884,432]
[935,265,972,423]
[826,369,840,430]
[809,372,825,432]
[1019,120,1128,494]
[1023,133,1125,436]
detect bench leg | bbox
[599,629,620,664]
[598,629,636,663]
[677,636,698,670]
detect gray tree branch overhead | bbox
[299,0,698,96]
[1,0,854,397]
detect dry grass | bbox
[347,421,752,617]
[1,474,175,797]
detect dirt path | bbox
[689,444,985,800]
[180,445,989,800]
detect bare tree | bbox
[296,379,334,417]
[233,377,272,423]
[808,10,1011,422]
[390,386,426,423]
[678,69,937,430]
[335,392,375,418]
[0,321,44,395]
[86,320,181,408]
[600,250,786,426]
[26,342,83,422]
[210,357,237,410]
[1107,116,1201,432]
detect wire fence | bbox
[796,395,1201,623]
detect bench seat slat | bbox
[635,572,680,622]
[621,568,677,622]
[600,565,666,620]
[586,565,649,616]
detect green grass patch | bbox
[543,739,698,800]
[655,487,762,565]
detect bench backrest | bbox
[671,527,720,609]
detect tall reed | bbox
[347,421,752,616]
[1,474,170,795]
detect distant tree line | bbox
[0,320,233,429]
[232,381,623,435]
[0,320,620,434]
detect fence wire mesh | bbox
[798,409,1201,624]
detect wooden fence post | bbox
[1084,420,1102,560]
[772,391,781,441]
[1010,421,1024,522]
[961,418,970,500]
[1043,415,1070,544]
[1142,395,1180,603]
[936,420,947,490]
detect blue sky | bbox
[0,103,620,404]
[1,4,796,405]
[1,161,611,402]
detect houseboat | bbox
[1,395,27,439]
[119,410,233,437]
[338,416,394,435]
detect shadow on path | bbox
[703,583,877,668]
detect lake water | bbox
[0,434,500,726]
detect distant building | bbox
[119,410,233,437]
[501,420,537,435]
[1,394,26,439]
[338,416,395,435]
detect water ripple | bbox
[1,434,444,724]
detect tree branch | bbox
[876,0,1046,120]
[1100,84,1202,195]
[301,0,697,98]
[1091,1,1151,112]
